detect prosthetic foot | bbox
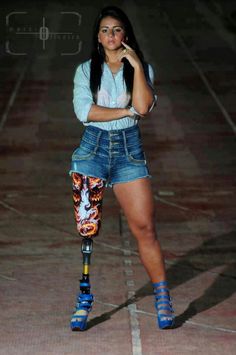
[71,238,94,331]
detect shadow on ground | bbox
[85,229,236,329]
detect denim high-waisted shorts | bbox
[69,124,151,188]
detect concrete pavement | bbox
[0,1,235,354]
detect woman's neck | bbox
[104,48,123,63]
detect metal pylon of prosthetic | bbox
[70,237,94,331]
[80,238,93,293]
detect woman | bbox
[69,5,175,331]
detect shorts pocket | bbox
[127,149,146,165]
[72,142,96,160]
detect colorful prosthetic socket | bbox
[72,172,105,238]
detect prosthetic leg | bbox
[70,173,105,331]
[70,238,94,331]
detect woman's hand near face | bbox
[117,41,142,70]
[117,42,154,116]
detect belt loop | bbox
[94,130,102,153]
[122,130,129,155]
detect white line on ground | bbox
[128,303,143,355]
[121,212,143,355]
[194,0,236,52]
[1,200,234,277]
[154,195,190,211]
[163,11,236,135]
[95,299,236,334]
[0,274,17,281]
[154,194,216,218]
[0,58,30,132]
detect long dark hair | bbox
[89,5,150,104]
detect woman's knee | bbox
[130,220,157,243]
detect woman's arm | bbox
[73,63,134,122]
[131,64,155,116]
[118,42,157,117]
[87,105,134,122]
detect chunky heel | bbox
[70,292,94,331]
[153,281,175,329]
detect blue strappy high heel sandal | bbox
[153,281,175,329]
[70,292,94,331]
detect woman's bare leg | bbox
[113,177,166,284]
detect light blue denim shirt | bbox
[73,58,157,130]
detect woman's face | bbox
[98,16,126,51]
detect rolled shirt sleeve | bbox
[129,63,157,115]
[147,63,157,112]
[73,62,94,123]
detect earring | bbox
[97,43,101,54]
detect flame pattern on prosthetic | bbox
[72,173,105,238]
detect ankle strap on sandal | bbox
[152,280,168,288]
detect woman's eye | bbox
[100,27,123,34]
[114,28,123,33]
